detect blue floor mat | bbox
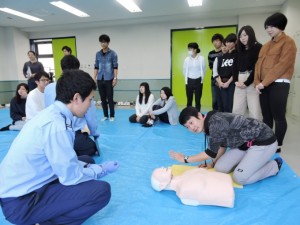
[0,108,300,225]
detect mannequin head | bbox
[151,167,172,191]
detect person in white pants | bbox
[232,25,262,120]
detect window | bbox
[30,40,55,80]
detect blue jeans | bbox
[220,83,235,113]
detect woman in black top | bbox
[0,83,29,131]
[233,26,262,120]
[216,33,237,112]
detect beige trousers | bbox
[232,72,262,120]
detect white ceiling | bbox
[0,0,286,32]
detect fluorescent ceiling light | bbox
[0,7,44,21]
[187,0,203,7]
[50,1,90,17]
[116,0,142,13]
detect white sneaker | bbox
[147,118,154,125]
[109,117,115,122]
[101,117,108,121]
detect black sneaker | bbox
[142,123,152,128]
[274,157,283,172]
[0,124,10,131]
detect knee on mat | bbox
[97,181,111,205]
[232,171,247,185]
[129,117,136,123]
[214,163,232,174]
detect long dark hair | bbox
[237,25,259,52]
[138,82,151,104]
[15,83,29,103]
[161,87,173,100]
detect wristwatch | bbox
[184,155,189,163]
[113,77,117,80]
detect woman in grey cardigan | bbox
[144,87,178,127]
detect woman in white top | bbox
[183,42,206,112]
[129,82,155,124]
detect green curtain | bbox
[52,37,77,81]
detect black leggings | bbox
[152,105,169,124]
[259,82,290,146]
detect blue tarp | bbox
[0,108,299,225]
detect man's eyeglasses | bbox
[39,78,50,82]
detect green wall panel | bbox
[171,26,237,109]
[52,37,77,81]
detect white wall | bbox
[281,0,300,118]
[1,2,299,115]
[0,27,29,81]
[238,13,271,45]
[27,17,237,79]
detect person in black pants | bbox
[208,33,224,111]
[94,34,118,122]
[183,42,206,112]
[216,34,238,113]
[22,51,45,91]
[254,13,297,153]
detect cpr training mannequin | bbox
[151,167,235,208]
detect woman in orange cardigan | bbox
[254,12,297,153]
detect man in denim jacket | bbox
[94,34,118,122]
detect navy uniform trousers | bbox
[0,156,111,225]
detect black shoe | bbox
[142,123,152,128]
[276,148,281,153]
[0,124,10,131]
[274,157,283,172]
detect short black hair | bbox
[62,46,72,54]
[61,55,80,71]
[99,34,110,43]
[225,33,237,43]
[211,33,224,43]
[264,12,287,31]
[56,69,96,104]
[187,42,200,53]
[179,106,200,125]
[27,50,36,56]
[34,71,50,81]
[161,87,173,100]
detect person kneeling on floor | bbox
[0,70,119,225]
[169,106,282,186]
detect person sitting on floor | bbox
[129,82,155,125]
[44,55,100,156]
[144,87,178,127]
[151,166,234,208]
[25,71,50,121]
[0,69,119,225]
[0,83,29,131]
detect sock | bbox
[274,157,283,172]
[276,146,282,153]
[0,124,10,131]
